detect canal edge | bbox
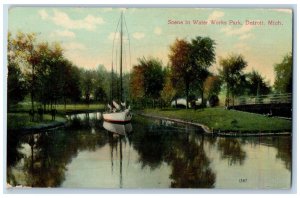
[136,112,212,134]
[8,120,68,135]
[136,112,291,137]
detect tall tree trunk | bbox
[31,64,35,121]
[64,97,67,112]
[185,80,189,109]
[226,83,230,107]
[200,84,204,107]
[31,91,34,120]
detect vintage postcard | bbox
[6,6,293,190]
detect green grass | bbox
[143,107,292,132]
[9,103,104,113]
[56,104,104,111]
[7,113,66,130]
[8,102,104,131]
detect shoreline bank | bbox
[137,110,292,137]
[8,120,68,135]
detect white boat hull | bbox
[103,121,132,135]
[102,110,132,123]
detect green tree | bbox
[169,37,216,108]
[9,32,39,117]
[61,60,82,108]
[245,70,271,96]
[130,65,145,103]
[274,53,293,93]
[190,36,216,105]
[7,32,28,109]
[95,65,109,102]
[94,86,107,102]
[80,69,96,105]
[7,61,28,109]
[35,42,65,110]
[203,75,222,106]
[130,57,165,107]
[160,67,176,107]
[141,57,165,100]
[169,39,192,109]
[219,54,247,106]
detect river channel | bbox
[7,112,291,189]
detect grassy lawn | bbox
[55,104,104,111]
[8,103,104,130]
[143,107,292,132]
[7,113,66,130]
[9,103,105,113]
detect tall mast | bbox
[110,63,113,102]
[120,12,123,103]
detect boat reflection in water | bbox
[103,121,132,136]
[7,114,291,188]
[102,121,132,188]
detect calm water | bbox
[7,112,291,189]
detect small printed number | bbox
[239,178,247,183]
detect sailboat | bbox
[103,12,132,123]
[103,121,133,136]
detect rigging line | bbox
[124,45,127,74]
[110,15,121,102]
[123,14,132,73]
[115,43,119,75]
[125,134,131,172]
[123,47,129,100]
[111,16,122,67]
[115,43,119,100]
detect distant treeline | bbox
[8,32,292,111]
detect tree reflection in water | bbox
[22,132,70,187]
[242,136,291,171]
[7,130,25,186]
[217,137,246,166]
[7,114,291,188]
[275,137,291,171]
[131,124,169,170]
[7,122,107,187]
[132,117,216,188]
[168,135,215,188]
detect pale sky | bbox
[8,7,293,85]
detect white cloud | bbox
[132,32,145,40]
[221,23,255,41]
[51,30,76,38]
[207,11,224,21]
[40,9,105,31]
[221,24,254,36]
[62,42,87,51]
[154,27,162,35]
[38,9,48,20]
